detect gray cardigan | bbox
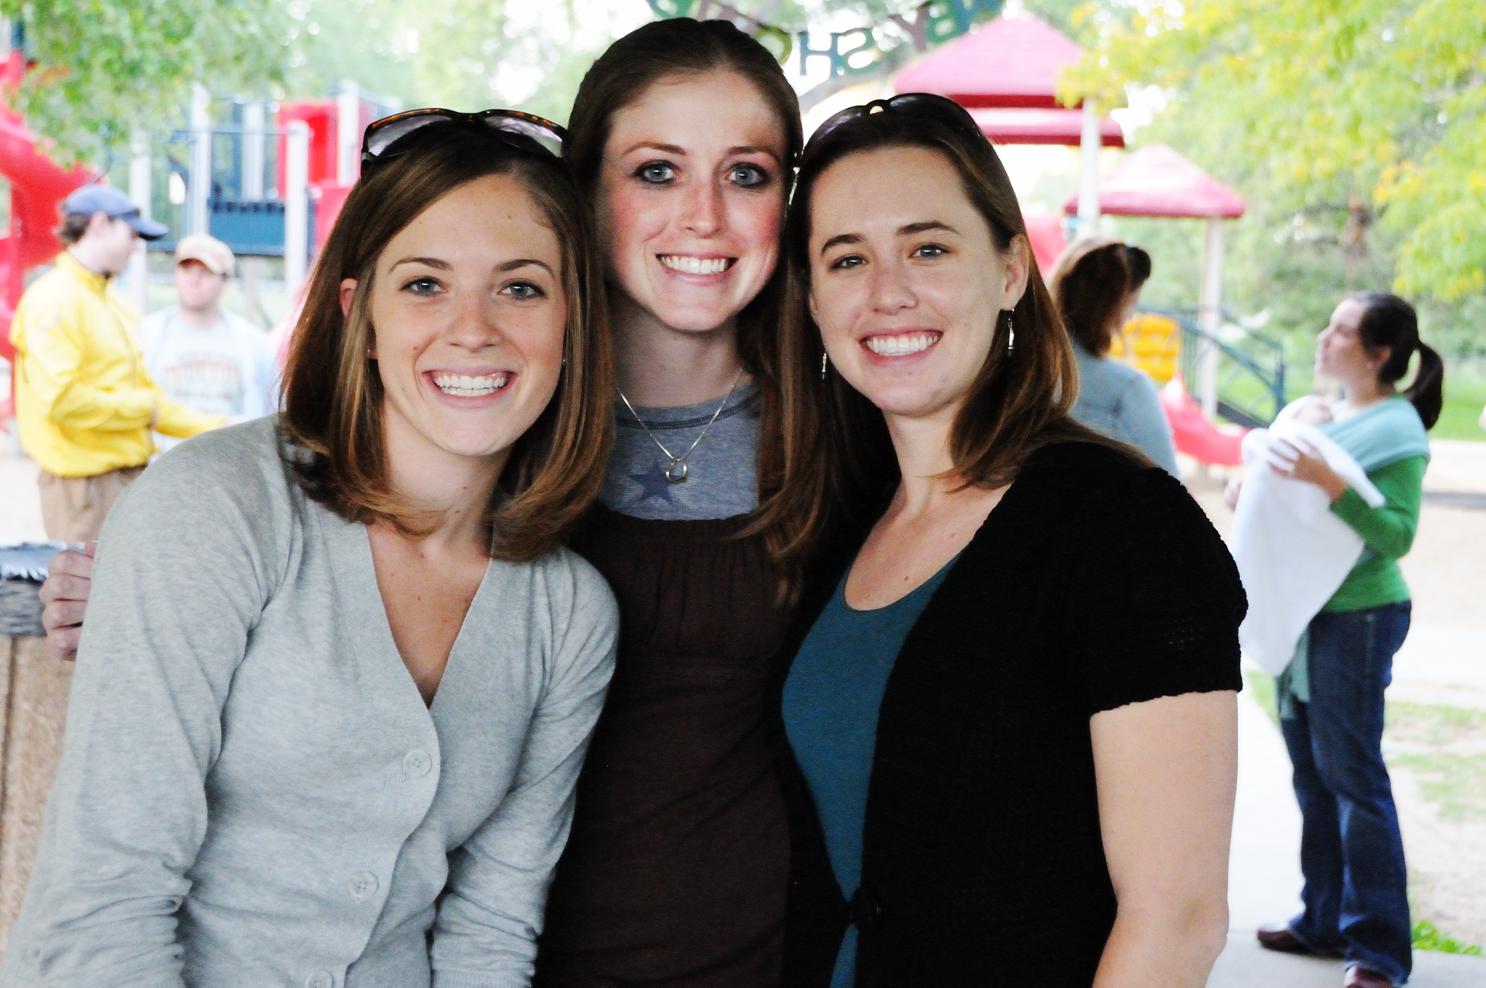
[1,418,618,988]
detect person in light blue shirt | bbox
[1050,238,1180,476]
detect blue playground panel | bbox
[152,198,317,258]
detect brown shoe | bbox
[1344,964,1396,988]
[1256,923,1344,958]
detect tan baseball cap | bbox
[175,233,235,276]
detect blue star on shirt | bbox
[630,461,676,503]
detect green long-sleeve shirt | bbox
[1322,454,1426,612]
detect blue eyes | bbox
[502,282,544,300]
[637,162,675,184]
[633,161,772,188]
[730,164,768,187]
[403,276,441,296]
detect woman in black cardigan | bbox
[772,94,1246,986]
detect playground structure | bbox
[123,80,398,313]
[0,45,94,425]
[0,27,396,430]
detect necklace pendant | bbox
[665,459,689,483]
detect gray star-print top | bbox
[599,384,761,521]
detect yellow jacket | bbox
[9,252,223,477]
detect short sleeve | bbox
[1065,465,1246,714]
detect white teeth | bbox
[863,332,940,357]
[659,255,732,275]
[432,372,510,396]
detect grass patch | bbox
[1413,918,1485,955]
[1434,375,1486,441]
[1390,751,1486,822]
[1387,701,1486,745]
[1386,701,1486,822]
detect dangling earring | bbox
[1005,311,1016,355]
[820,351,829,381]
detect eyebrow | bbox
[817,220,961,256]
[388,256,555,275]
[389,256,450,271]
[498,258,555,275]
[619,141,782,162]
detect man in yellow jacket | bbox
[10,185,223,541]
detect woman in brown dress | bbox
[533,18,811,987]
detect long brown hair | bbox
[281,123,613,561]
[768,98,1105,568]
[565,18,809,568]
[1049,237,1152,356]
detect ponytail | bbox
[1404,341,1445,430]
[1350,291,1446,431]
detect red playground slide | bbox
[1159,376,1247,467]
[0,49,97,421]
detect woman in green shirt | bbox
[1258,292,1444,988]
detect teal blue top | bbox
[781,557,956,988]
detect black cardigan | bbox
[778,441,1246,987]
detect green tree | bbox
[2,1,289,161]
[1063,0,1486,314]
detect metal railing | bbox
[1153,308,1288,428]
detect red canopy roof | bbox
[971,107,1124,148]
[1062,144,1246,219]
[892,14,1085,109]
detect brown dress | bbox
[535,506,792,986]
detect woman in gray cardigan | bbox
[3,114,618,987]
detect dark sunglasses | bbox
[803,93,987,162]
[360,108,567,173]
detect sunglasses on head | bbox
[360,108,567,174]
[804,93,987,162]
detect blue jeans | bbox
[1280,602,1412,983]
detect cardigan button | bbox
[304,972,334,988]
[349,870,379,900]
[403,749,433,779]
[849,886,883,933]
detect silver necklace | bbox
[617,367,745,484]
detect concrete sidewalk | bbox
[1215,689,1486,986]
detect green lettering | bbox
[923,0,970,45]
[755,25,793,64]
[838,28,882,76]
[797,29,843,76]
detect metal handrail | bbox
[1146,308,1287,427]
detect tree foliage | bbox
[2,0,289,162]
[1062,0,1486,310]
